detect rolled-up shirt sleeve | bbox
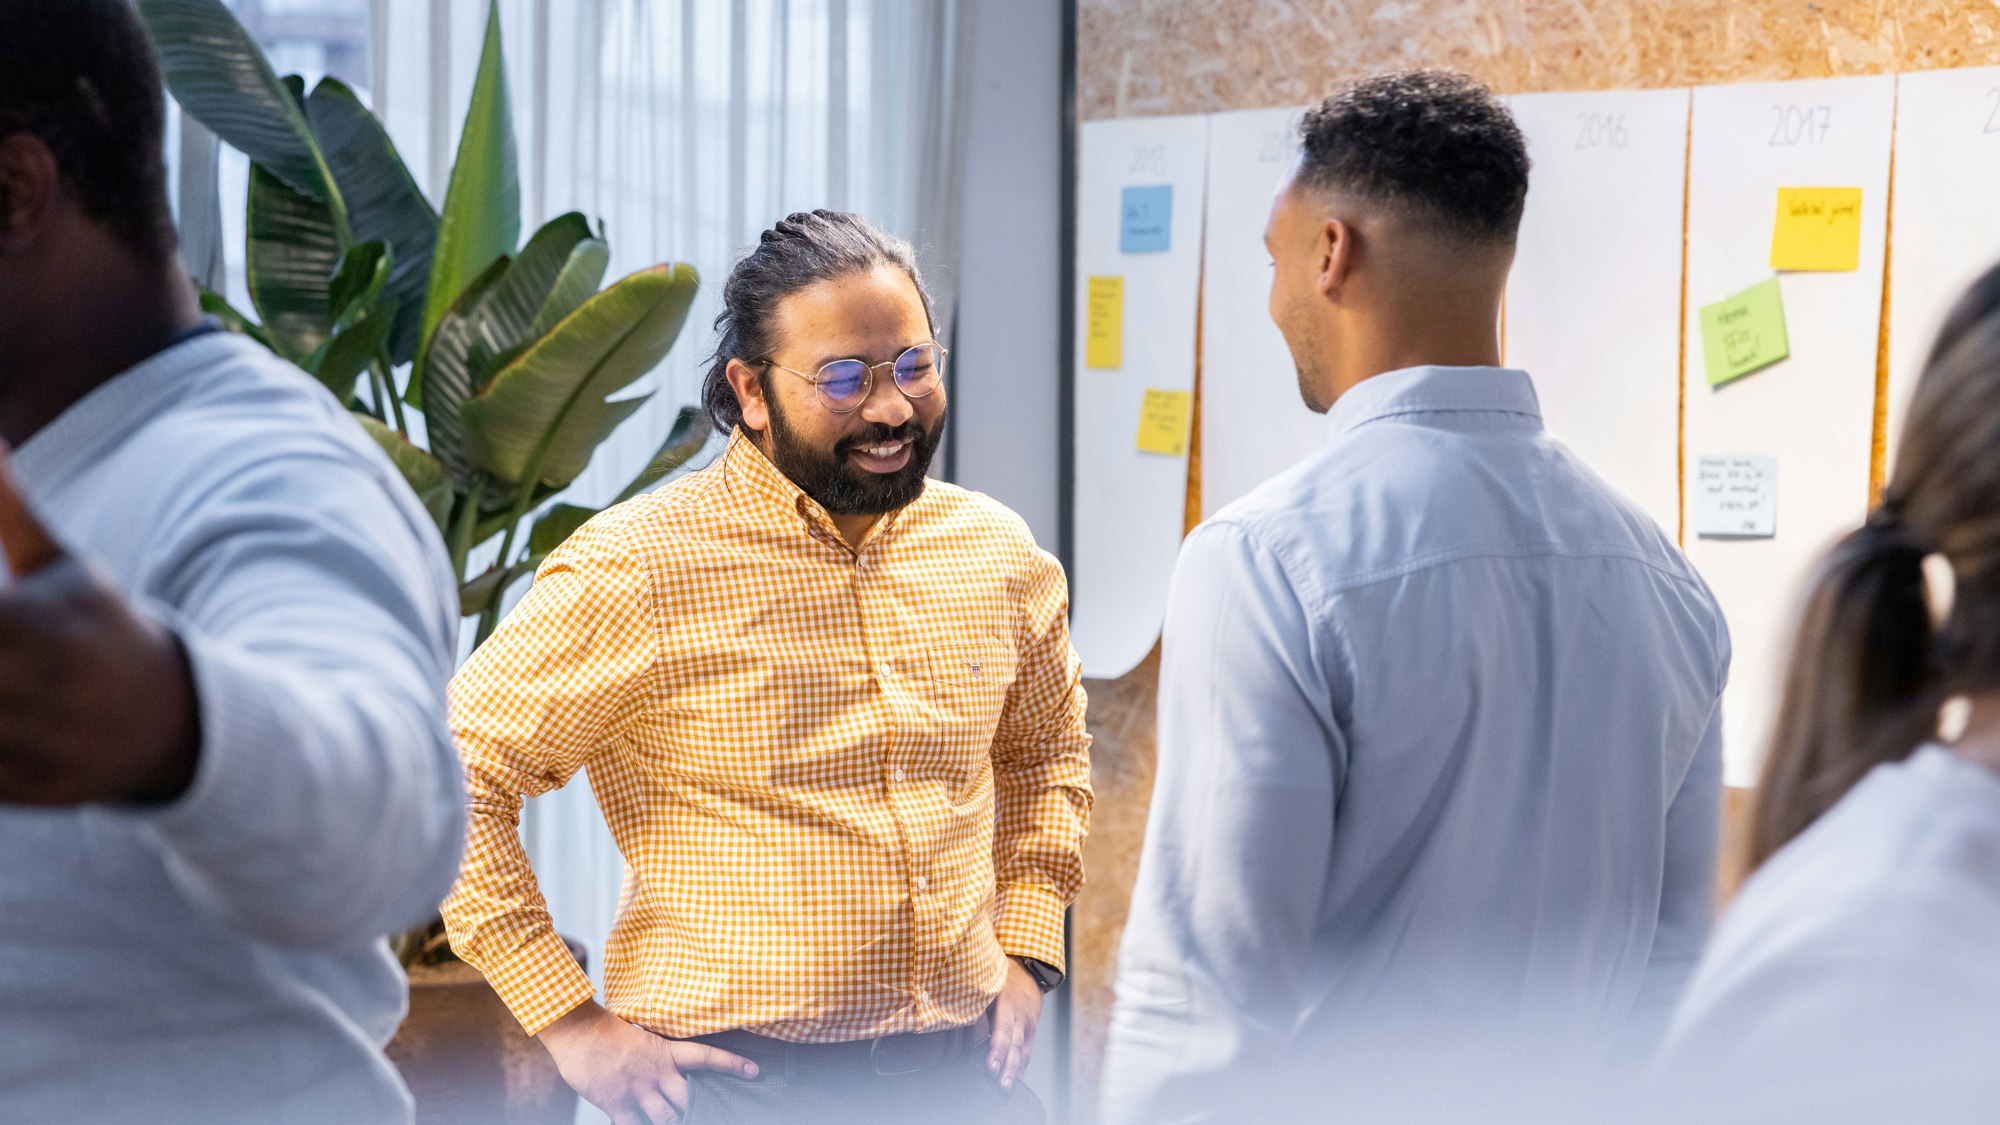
[1101,520,1347,1125]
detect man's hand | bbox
[537,1000,760,1125]
[0,443,199,806]
[987,957,1045,1091]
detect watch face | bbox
[1019,958,1062,993]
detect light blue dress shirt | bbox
[1101,366,1730,1122]
[0,333,465,1123]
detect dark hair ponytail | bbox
[702,210,932,433]
[1751,261,2000,867]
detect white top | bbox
[1655,744,2000,1124]
[0,333,464,1123]
[1100,367,1731,1123]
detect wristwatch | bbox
[1013,956,1065,994]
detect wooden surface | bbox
[1079,0,2000,122]
[1069,3,2000,1119]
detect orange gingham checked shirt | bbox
[441,431,1093,1040]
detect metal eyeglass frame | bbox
[762,343,948,414]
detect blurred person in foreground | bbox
[442,209,1091,1125]
[1652,262,2000,1125]
[0,1,465,1121]
[1100,71,1730,1124]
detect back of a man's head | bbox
[0,0,176,265]
[1297,70,1529,250]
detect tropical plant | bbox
[139,0,711,654]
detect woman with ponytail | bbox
[1648,264,2000,1122]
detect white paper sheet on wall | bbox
[1071,115,1210,680]
[1197,105,1325,519]
[1505,88,1691,538]
[1684,75,1894,785]
[1885,67,2000,475]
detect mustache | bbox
[834,420,927,455]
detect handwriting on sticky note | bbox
[1086,276,1124,369]
[1135,388,1193,457]
[1694,455,1778,538]
[1770,187,1863,271]
[1699,279,1790,387]
[1121,184,1173,254]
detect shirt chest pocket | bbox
[917,637,1018,741]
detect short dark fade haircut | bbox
[1297,70,1530,246]
[702,209,934,433]
[0,0,177,262]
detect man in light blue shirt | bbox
[1101,72,1729,1123]
[0,3,464,1120]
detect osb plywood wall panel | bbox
[1069,3,2000,1120]
[1079,0,2000,121]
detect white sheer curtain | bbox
[173,2,973,1087]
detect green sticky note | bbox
[1699,279,1791,388]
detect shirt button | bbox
[891,767,908,783]
[912,875,928,892]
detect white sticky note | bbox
[1693,455,1779,539]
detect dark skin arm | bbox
[0,443,199,806]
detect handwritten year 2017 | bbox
[1768,104,1833,147]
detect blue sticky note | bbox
[1121,185,1173,254]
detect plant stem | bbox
[374,350,410,435]
[367,367,392,423]
[449,475,489,584]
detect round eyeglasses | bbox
[763,343,946,414]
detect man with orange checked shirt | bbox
[442,210,1091,1125]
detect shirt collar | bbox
[1322,365,1542,445]
[14,331,249,491]
[718,427,910,552]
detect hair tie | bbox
[1864,501,1931,556]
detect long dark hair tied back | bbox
[700,209,933,434]
[1751,261,2000,867]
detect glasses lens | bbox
[816,360,869,408]
[893,345,942,396]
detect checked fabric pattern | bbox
[441,431,1093,1040]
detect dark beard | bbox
[762,391,946,516]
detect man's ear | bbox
[724,358,771,434]
[0,134,60,256]
[1316,216,1355,301]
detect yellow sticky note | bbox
[1135,388,1193,457]
[1086,275,1124,369]
[1770,187,1863,272]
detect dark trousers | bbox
[682,1047,1046,1125]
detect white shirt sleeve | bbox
[1100,520,1347,1125]
[111,449,464,952]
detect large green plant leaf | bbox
[354,413,452,533]
[305,242,394,401]
[138,0,339,213]
[245,162,341,364]
[529,236,612,341]
[467,213,597,386]
[306,78,438,367]
[417,256,512,489]
[416,0,521,372]
[197,288,274,352]
[612,407,713,504]
[459,264,698,492]
[527,504,599,560]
